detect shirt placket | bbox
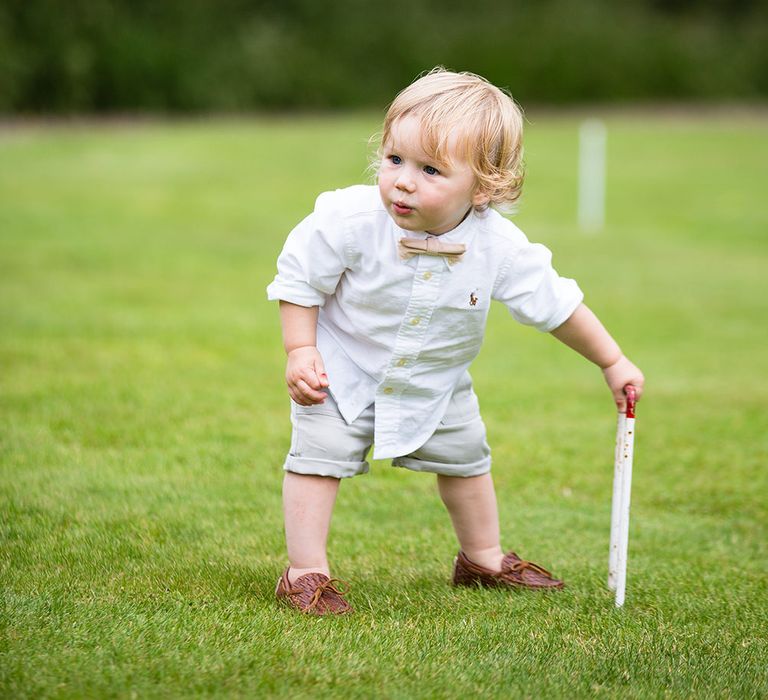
[374,254,446,452]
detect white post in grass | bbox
[613,408,636,608]
[607,411,626,592]
[608,386,637,608]
[578,119,606,233]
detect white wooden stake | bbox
[607,411,626,591]
[608,385,637,608]
[614,411,635,607]
[578,119,606,233]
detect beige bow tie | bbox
[398,237,467,264]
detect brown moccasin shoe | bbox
[275,569,353,615]
[452,550,565,591]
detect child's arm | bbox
[550,303,645,412]
[279,301,329,405]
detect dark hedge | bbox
[1,0,766,113]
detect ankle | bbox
[287,565,331,585]
[462,546,505,572]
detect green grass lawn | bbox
[2,112,767,698]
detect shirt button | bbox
[396,358,407,367]
[410,317,421,326]
[422,271,432,280]
[383,387,394,394]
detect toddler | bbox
[267,68,644,615]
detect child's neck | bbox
[426,206,473,236]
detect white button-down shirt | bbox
[267,185,583,459]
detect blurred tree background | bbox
[0,0,766,113]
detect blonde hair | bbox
[376,67,525,211]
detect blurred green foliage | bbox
[1,0,767,112]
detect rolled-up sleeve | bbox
[266,192,352,307]
[493,242,584,332]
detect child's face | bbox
[378,116,488,235]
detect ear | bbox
[471,189,491,207]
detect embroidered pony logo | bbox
[469,291,478,307]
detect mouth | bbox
[392,201,414,215]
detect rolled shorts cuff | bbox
[391,454,491,478]
[284,454,370,479]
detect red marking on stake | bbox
[625,385,637,418]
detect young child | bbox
[267,68,644,615]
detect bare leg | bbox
[437,472,505,571]
[283,472,340,584]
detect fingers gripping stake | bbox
[608,385,637,607]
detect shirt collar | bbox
[392,208,478,272]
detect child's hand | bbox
[285,345,329,405]
[602,355,645,413]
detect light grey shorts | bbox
[284,374,491,479]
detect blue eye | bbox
[424,165,439,176]
[389,155,402,165]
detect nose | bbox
[395,168,415,193]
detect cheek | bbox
[445,183,474,208]
[378,169,392,189]
[417,182,442,203]
[423,187,457,212]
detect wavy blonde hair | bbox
[375,67,525,212]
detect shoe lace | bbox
[288,577,351,612]
[504,559,554,578]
